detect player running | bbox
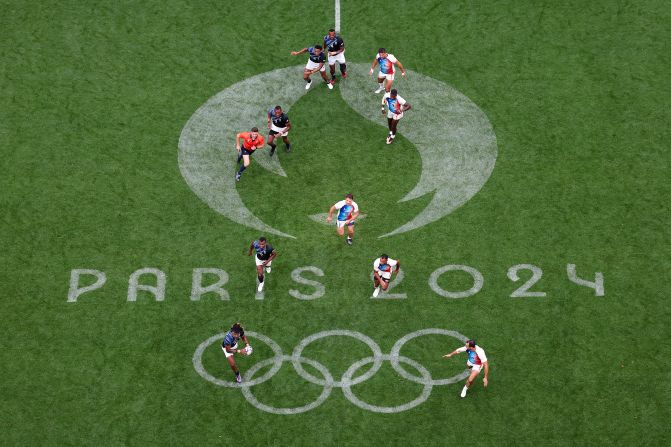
[369,48,407,93]
[267,105,292,155]
[372,254,400,297]
[291,45,333,90]
[235,127,265,182]
[443,340,490,398]
[221,322,252,384]
[248,236,277,292]
[324,28,346,82]
[326,193,359,245]
[381,89,411,144]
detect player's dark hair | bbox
[345,193,353,200]
[231,322,244,334]
[274,105,282,110]
[467,339,476,347]
[390,89,398,96]
[315,44,323,50]
[259,236,266,242]
[251,127,259,132]
[378,47,386,54]
[329,28,335,32]
[380,254,389,260]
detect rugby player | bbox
[235,127,265,181]
[221,322,251,383]
[326,193,359,245]
[443,339,490,398]
[369,47,407,93]
[381,89,411,144]
[323,28,346,82]
[267,105,292,155]
[291,45,333,90]
[372,254,400,297]
[248,236,277,292]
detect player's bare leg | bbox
[267,134,277,156]
[386,117,394,144]
[256,264,265,292]
[329,64,336,81]
[385,78,394,93]
[236,154,251,181]
[387,119,400,144]
[346,224,354,245]
[461,369,480,398]
[304,70,313,89]
[375,77,385,93]
[226,356,242,383]
[320,71,334,89]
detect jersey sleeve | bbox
[455,346,467,353]
[373,258,380,270]
[476,346,487,362]
[382,93,390,105]
[338,37,344,47]
[388,259,398,268]
[334,200,345,210]
[352,201,359,213]
[257,135,265,145]
[397,95,407,105]
[388,54,398,63]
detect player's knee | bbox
[381,282,389,290]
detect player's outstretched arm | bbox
[396,60,407,77]
[394,261,401,274]
[291,48,308,56]
[442,349,461,358]
[326,205,336,222]
[247,242,254,256]
[235,133,243,151]
[369,58,379,75]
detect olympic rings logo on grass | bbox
[193,329,471,414]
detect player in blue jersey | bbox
[369,48,407,93]
[221,322,252,383]
[326,193,359,245]
[248,236,277,292]
[291,45,333,90]
[381,89,411,144]
[443,339,489,398]
[372,254,400,297]
[324,29,346,82]
[267,105,292,155]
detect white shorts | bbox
[270,123,288,136]
[378,71,395,81]
[222,342,238,358]
[467,361,482,373]
[255,256,273,267]
[336,219,355,228]
[387,111,404,120]
[306,59,326,72]
[328,51,346,64]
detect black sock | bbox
[237,165,247,175]
[269,143,276,152]
[285,143,291,150]
[258,275,264,283]
[340,63,347,75]
[237,153,243,163]
[306,78,311,84]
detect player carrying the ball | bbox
[372,254,400,297]
[267,105,292,155]
[221,322,252,384]
[326,193,359,245]
[235,127,265,182]
[369,47,407,93]
[248,236,277,292]
[381,88,411,144]
[291,45,334,90]
[443,339,489,398]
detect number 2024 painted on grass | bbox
[67,264,604,302]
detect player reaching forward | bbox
[326,193,359,245]
[324,28,346,82]
[248,237,277,292]
[372,254,400,297]
[221,322,252,384]
[369,48,407,93]
[291,45,333,90]
[381,89,411,144]
[267,105,292,155]
[443,339,489,398]
[235,127,265,182]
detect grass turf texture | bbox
[1,0,670,445]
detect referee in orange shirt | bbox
[235,127,265,181]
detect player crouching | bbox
[372,254,400,297]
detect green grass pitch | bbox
[1,0,670,445]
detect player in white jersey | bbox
[369,47,407,93]
[326,193,359,245]
[372,254,400,297]
[443,339,489,398]
[381,89,411,144]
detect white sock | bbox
[461,385,468,397]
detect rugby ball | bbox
[245,345,253,356]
